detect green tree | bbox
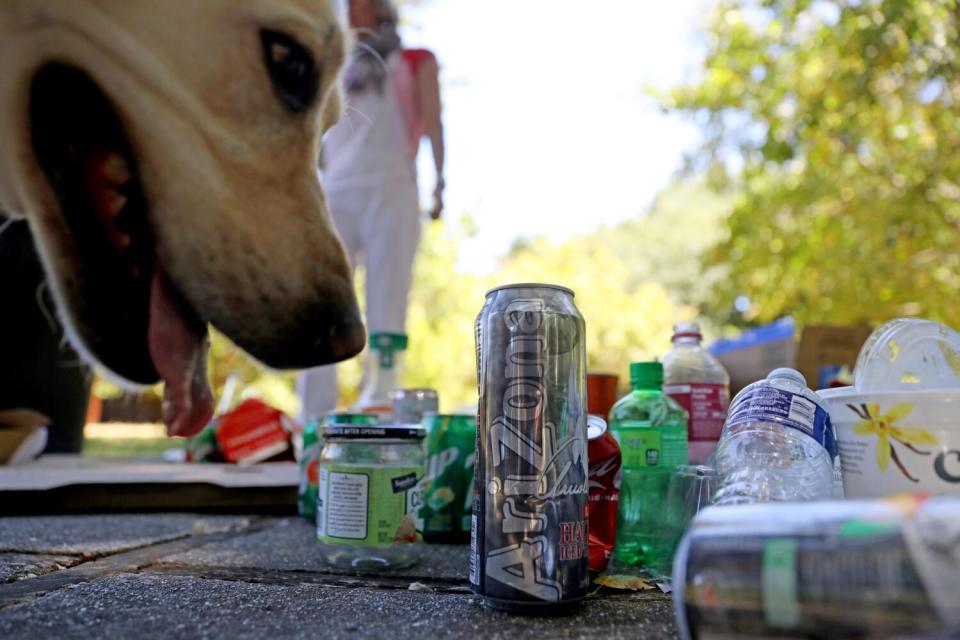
[665,0,960,326]
[588,179,732,309]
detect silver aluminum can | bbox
[673,497,960,639]
[391,388,439,425]
[470,283,590,612]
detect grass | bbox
[82,438,182,458]
[82,422,185,458]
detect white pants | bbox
[297,178,421,422]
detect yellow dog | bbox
[0,1,364,436]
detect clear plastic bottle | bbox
[353,332,408,419]
[662,322,730,465]
[608,362,688,572]
[713,368,838,505]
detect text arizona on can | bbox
[471,283,590,612]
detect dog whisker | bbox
[343,103,374,132]
[56,358,87,370]
[353,39,389,73]
[35,281,60,335]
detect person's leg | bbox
[363,181,421,335]
[296,184,364,423]
[0,216,90,452]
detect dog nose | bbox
[220,295,366,371]
[322,313,367,363]
[286,298,366,368]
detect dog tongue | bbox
[148,268,214,437]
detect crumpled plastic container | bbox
[819,318,960,498]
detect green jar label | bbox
[317,464,423,547]
[613,421,687,468]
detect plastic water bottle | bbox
[608,362,688,572]
[713,368,837,505]
[662,322,730,465]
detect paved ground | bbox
[0,515,677,639]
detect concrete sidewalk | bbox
[0,515,677,639]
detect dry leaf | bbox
[408,582,433,592]
[594,574,654,591]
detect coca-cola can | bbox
[587,415,621,573]
[471,283,590,612]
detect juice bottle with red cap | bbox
[663,322,730,465]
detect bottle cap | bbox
[369,332,408,351]
[369,333,407,368]
[672,321,703,342]
[630,361,663,389]
[768,367,806,386]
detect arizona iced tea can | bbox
[470,283,590,612]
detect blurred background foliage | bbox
[664,0,960,326]
[91,0,960,422]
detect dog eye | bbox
[260,30,319,114]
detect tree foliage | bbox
[665,0,960,325]
[398,181,729,412]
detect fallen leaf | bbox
[594,574,654,591]
[408,582,433,592]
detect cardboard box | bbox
[710,318,798,395]
[796,325,872,390]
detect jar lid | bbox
[322,412,379,426]
[321,423,426,440]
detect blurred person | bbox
[297,0,445,420]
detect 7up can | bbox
[421,414,476,544]
[298,419,321,519]
[472,283,590,612]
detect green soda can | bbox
[298,419,321,519]
[187,421,220,463]
[421,414,477,544]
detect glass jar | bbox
[316,423,426,570]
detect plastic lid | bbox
[768,367,807,386]
[853,318,960,392]
[672,321,703,342]
[630,361,663,389]
[322,412,379,426]
[369,332,408,351]
[322,424,425,440]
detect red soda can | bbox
[587,415,621,573]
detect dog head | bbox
[0,0,365,435]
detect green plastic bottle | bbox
[608,361,688,573]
